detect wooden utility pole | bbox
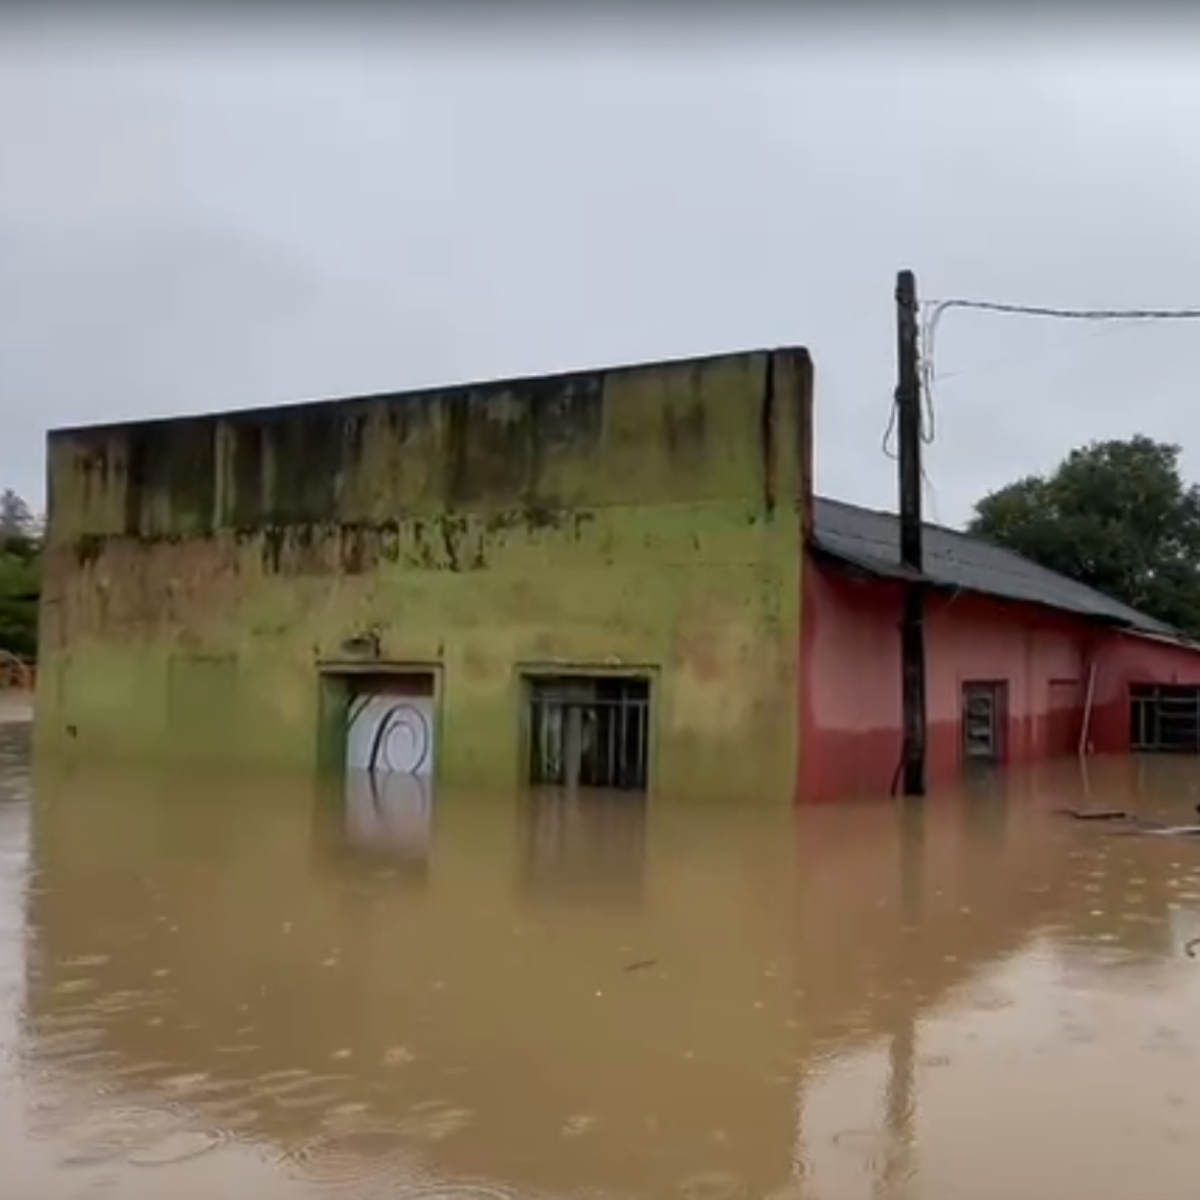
[896,269,927,797]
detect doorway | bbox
[336,670,438,860]
[961,680,1008,767]
[345,671,437,776]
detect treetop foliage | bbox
[969,436,1200,635]
[0,489,41,662]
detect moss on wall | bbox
[37,349,812,802]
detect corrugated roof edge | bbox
[809,536,1152,632]
[1116,626,1200,654]
[810,494,1192,644]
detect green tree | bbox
[969,436,1200,634]
[0,489,41,661]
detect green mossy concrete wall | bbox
[36,349,812,802]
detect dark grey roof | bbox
[811,495,1177,637]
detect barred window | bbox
[525,675,650,791]
[1130,684,1200,753]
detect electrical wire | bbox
[923,299,1200,323]
[921,464,941,526]
[881,293,1200,505]
[882,296,941,462]
[918,296,1200,456]
[922,297,1200,410]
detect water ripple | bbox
[279,1127,421,1189]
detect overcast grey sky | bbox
[4,9,1200,525]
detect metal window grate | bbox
[526,675,650,791]
[1130,684,1200,753]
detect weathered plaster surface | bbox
[37,349,812,801]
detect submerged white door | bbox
[346,691,436,776]
[343,675,435,856]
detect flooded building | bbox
[35,349,812,803]
[34,345,1200,803]
[803,498,1200,798]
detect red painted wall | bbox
[799,554,1200,802]
[1088,632,1200,754]
[801,556,1103,802]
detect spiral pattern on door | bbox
[366,702,431,774]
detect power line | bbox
[881,291,1200,515]
[920,296,1200,411]
[924,298,1200,323]
[916,295,1200,457]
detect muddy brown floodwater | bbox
[3,721,1200,1199]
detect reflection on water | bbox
[2,732,1200,1199]
[520,790,647,908]
[344,768,433,862]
